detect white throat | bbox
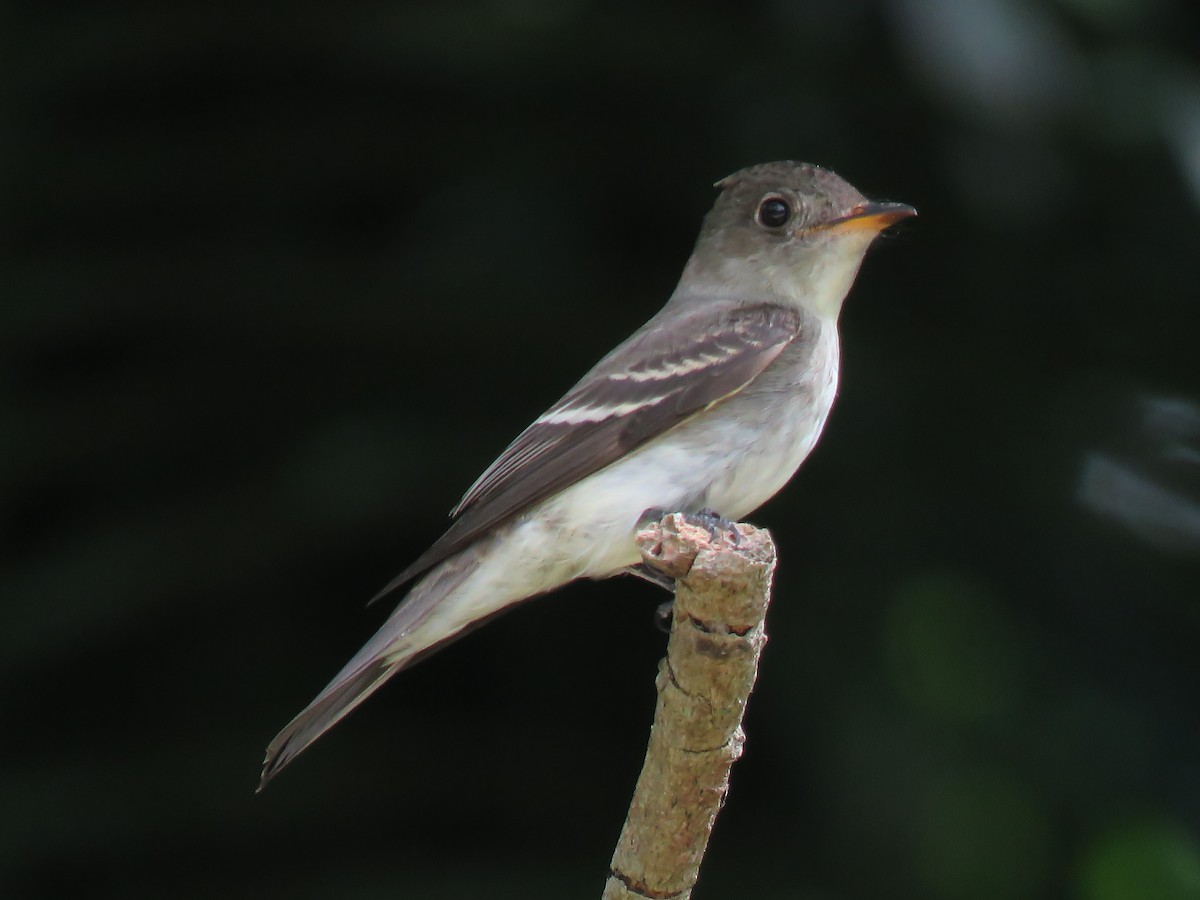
[680,234,876,321]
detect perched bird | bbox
[259,160,915,789]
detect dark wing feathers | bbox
[371,302,802,603]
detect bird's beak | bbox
[810,201,917,235]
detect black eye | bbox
[757,196,791,229]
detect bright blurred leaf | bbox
[1077,819,1200,900]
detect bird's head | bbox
[681,160,916,319]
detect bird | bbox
[259,160,915,789]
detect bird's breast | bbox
[699,325,841,519]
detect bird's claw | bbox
[691,508,741,545]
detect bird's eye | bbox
[757,196,791,229]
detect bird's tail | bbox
[258,548,485,791]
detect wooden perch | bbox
[602,513,777,900]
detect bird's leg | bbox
[634,510,741,633]
[629,506,678,627]
[629,505,679,589]
[624,562,677,592]
[621,565,676,630]
[630,505,746,631]
[654,600,674,633]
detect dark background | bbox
[5,1,1200,898]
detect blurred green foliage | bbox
[885,571,1026,724]
[1078,819,1200,900]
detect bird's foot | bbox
[638,505,741,545]
[631,507,742,632]
[689,508,742,545]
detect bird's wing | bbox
[372,301,803,602]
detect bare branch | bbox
[602,513,777,899]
